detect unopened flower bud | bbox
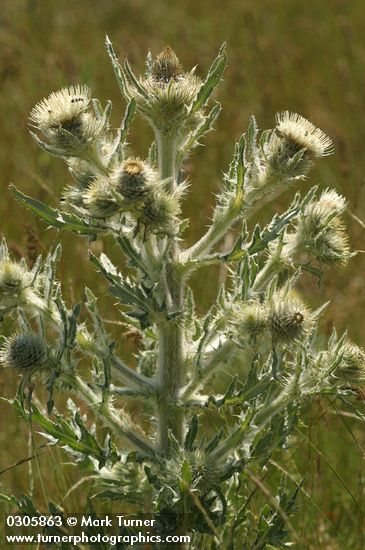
[83,176,119,219]
[67,158,98,188]
[152,46,183,83]
[319,341,365,386]
[295,189,350,264]
[123,49,202,136]
[138,191,180,235]
[114,158,156,203]
[164,449,220,492]
[269,290,313,343]
[0,333,47,374]
[76,324,98,354]
[234,301,269,341]
[0,261,30,295]
[335,342,365,385]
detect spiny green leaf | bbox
[31,402,107,467]
[191,43,227,112]
[10,186,106,235]
[105,35,131,99]
[243,115,258,166]
[124,59,149,98]
[182,103,222,155]
[120,98,137,144]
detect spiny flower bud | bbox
[164,449,221,492]
[76,324,99,355]
[114,158,157,203]
[234,301,269,341]
[152,46,183,83]
[317,340,365,387]
[123,48,202,136]
[269,290,313,343]
[82,176,119,219]
[303,189,347,230]
[0,261,30,295]
[0,333,47,374]
[326,342,365,386]
[62,185,86,210]
[295,189,350,264]
[138,191,180,235]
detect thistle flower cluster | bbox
[74,157,181,235]
[29,52,192,236]
[81,158,157,216]
[234,288,313,346]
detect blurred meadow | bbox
[1,0,365,547]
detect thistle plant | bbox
[1,39,364,548]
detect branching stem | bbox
[65,373,155,457]
[110,355,156,391]
[181,207,240,263]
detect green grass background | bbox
[1,1,365,548]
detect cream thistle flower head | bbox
[261,112,334,184]
[29,85,107,158]
[275,111,334,159]
[29,85,91,130]
[0,333,47,374]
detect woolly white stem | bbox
[155,131,185,451]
